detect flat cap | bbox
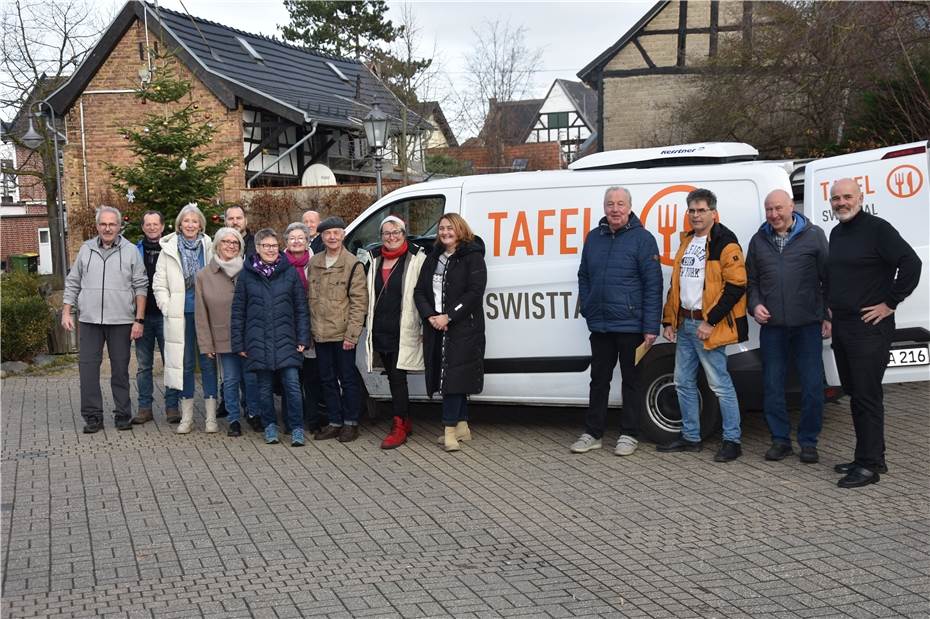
[317,216,347,234]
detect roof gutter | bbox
[246,121,318,188]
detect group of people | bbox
[64,175,920,483]
[571,181,920,488]
[63,204,488,452]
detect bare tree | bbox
[452,19,543,140]
[0,0,106,287]
[670,1,930,158]
[379,2,444,183]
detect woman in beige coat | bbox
[363,216,427,449]
[153,203,216,434]
[194,227,245,436]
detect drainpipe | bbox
[77,89,136,213]
[247,121,318,188]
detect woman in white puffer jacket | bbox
[153,203,216,434]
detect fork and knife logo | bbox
[887,164,924,199]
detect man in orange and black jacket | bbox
[657,188,749,462]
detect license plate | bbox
[888,345,930,367]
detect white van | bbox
[344,142,912,442]
[800,140,930,384]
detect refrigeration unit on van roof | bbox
[569,142,760,171]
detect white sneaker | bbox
[614,435,639,456]
[570,433,602,453]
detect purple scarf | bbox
[252,253,278,278]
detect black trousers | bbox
[586,331,644,439]
[79,322,133,423]
[300,356,325,428]
[379,350,409,418]
[832,317,894,471]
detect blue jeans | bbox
[218,353,246,424]
[243,369,259,418]
[674,318,741,442]
[316,342,360,426]
[761,323,824,447]
[254,367,303,431]
[442,394,469,427]
[135,314,179,409]
[182,312,217,400]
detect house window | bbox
[548,112,569,129]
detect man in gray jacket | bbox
[746,189,830,463]
[63,206,148,433]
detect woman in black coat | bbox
[414,213,487,452]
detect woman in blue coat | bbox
[231,228,310,446]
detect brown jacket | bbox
[194,259,238,354]
[308,248,368,344]
[662,222,749,350]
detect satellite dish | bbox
[301,163,337,186]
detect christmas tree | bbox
[108,52,233,240]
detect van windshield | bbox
[344,195,445,254]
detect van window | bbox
[344,195,445,253]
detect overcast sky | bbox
[145,0,654,136]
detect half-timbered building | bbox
[578,0,755,151]
[46,0,428,231]
[525,79,596,163]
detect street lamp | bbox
[20,116,44,150]
[363,103,389,199]
[18,103,69,278]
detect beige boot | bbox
[436,421,472,444]
[204,398,218,433]
[176,399,194,434]
[444,426,460,452]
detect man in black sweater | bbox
[827,178,921,488]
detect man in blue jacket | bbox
[571,187,663,456]
[746,189,830,465]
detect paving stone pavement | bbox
[1,368,928,618]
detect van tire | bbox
[638,346,721,444]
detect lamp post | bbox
[363,103,389,199]
[20,102,69,278]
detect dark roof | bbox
[415,101,457,147]
[553,79,597,129]
[476,98,543,146]
[47,1,425,131]
[577,1,668,84]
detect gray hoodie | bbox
[63,236,148,325]
[746,211,829,327]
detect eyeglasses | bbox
[219,239,240,246]
[381,230,404,238]
[259,243,279,250]
[687,208,713,216]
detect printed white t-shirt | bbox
[432,252,452,313]
[679,234,707,310]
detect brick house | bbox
[578,0,754,151]
[432,98,562,174]
[46,1,426,258]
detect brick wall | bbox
[62,17,244,260]
[13,145,48,203]
[0,213,48,263]
[426,142,562,174]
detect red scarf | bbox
[380,241,408,260]
[285,250,309,289]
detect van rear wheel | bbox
[638,347,721,444]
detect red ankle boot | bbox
[381,416,409,449]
